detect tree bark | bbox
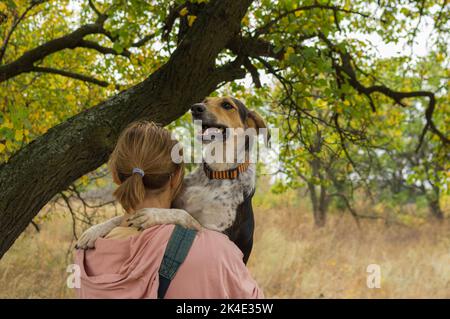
[427,187,444,220]
[0,0,253,259]
[318,185,328,226]
[428,199,444,220]
[308,182,327,228]
[308,151,328,227]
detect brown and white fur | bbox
[76,97,267,264]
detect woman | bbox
[75,121,263,298]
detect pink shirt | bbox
[74,224,264,299]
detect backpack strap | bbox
[157,225,197,299]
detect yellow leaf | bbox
[283,46,295,60]
[242,15,249,26]
[187,15,197,27]
[95,178,107,187]
[294,10,303,17]
[6,140,13,150]
[344,0,351,10]
[80,175,89,186]
[316,99,327,109]
[0,143,5,153]
[3,121,13,129]
[179,7,188,17]
[15,129,23,141]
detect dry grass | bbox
[1,189,449,298]
[249,204,450,298]
[0,215,75,298]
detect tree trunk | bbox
[0,0,253,259]
[428,198,444,220]
[425,185,444,220]
[308,183,327,228]
[308,153,328,228]
[318,184,328,227]
[313,205,327,228]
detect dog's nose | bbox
[191,103,206,116]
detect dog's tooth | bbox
[204,127,220,135]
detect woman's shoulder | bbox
[197,228,229,240]
[190,229,244,262]
[168,228,263,299]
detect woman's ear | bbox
[112,171,121,185]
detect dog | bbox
[76,97,268,264]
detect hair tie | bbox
[132,167,145,177]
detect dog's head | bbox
[190,96,268,145]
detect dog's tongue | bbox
[203,127,222,137]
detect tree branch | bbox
[206,57,247,88]
[60,192,79,240]
[328,192,361,228]
[88,0,102,17]
[0,23,105,82]
[319,33,449,149]
[0,1,43,63]
[79,39,130,57]
[162,3,187,41]
[243,57,261,88]
[227,36,284,60]
[131,33,157,47]
[30,220,40,233]
[254,5,372,36]
[31,66,110,87]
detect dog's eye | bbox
[221,102,233,110]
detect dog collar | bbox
[203,162,250,180]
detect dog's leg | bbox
[76,216,123,249]
[127,208,202,231]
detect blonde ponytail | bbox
[113,173,147,213]
[108,121,182,213]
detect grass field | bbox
[1,187,449,298]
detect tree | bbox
[1,0,448,257]
[272,86,366,227]
[0,0,254,258]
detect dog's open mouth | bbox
[198,123,228,141]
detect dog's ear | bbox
[246,110,271,146]
[246,110,266,131]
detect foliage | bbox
[0,0,448,225]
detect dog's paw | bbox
[127,208,202,231]
[75,223,114,249]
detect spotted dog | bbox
[76,97,268,264]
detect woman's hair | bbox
[109,121,183,213]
